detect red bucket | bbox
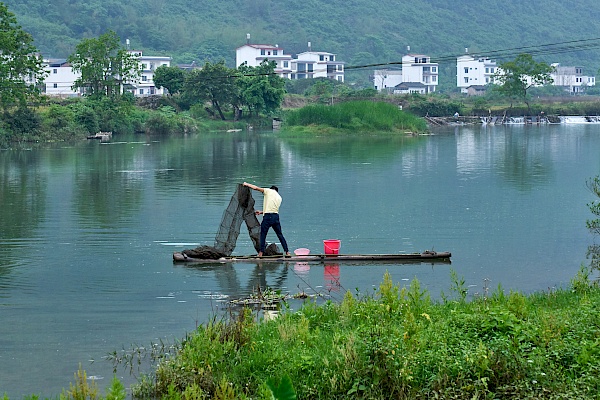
[323,239,341,255]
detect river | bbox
[0,123,598,397]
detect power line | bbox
[351,37,600,70]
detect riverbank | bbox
[118,269,600,399]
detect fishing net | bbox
[179,184,281,259]
[214,183,260,255]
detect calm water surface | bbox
[1,124,599,397]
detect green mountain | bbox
[4,0,600,85]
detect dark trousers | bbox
[260,213,289,253]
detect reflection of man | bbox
[243,182,291,257]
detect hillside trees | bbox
[68,30,141,98]
[0,2,45,111]
[494,53,554,113]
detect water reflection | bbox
[0,149,47,292]
[180,261,289,298]
[454,126,555,190]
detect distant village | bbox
[41,36,596,98]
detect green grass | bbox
[283,100,428,134]
[126,268,600,399]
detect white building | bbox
[550,63,596,94]
[456,55,498,94]
[41,51,171,97]
[235,43,293,78]
[373,69,402,91]
[401,54,438,93]
[372,53,438,93]
[236,38,344,81]
[127,50,172,96]
[294,47,344,82]
[44,59,82,97]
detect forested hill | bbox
[4,0,600,79]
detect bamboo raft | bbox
[172,250,451,264]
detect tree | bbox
[586,176,600,272]
[183,60,237,120]
[68,31,140,98]
[0,3,46,110]
[494,53,554,114]
[153,65,185,96]
[237,60,286,117]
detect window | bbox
[308,64,313,72]
[139,89,144,95]
[319,55,324,61]
[337,65,343,71]
[331,55,335,61]
[485,67,489,73]
[273,50,278,55]
[464,67,469,74]
[53,83,58,88]
[53,69,58,74]
[150,63,155,70]
[423,66,430,72]
[298,73,306,79]
[150,88,155,95]
[464,77,469,84]
[260,49,265,55]
[142,76,147,81]
[490,68,495,73]
[432,76,437,82]
[432,67,436,73]
[297,63,306,72]
[283,61,289,68]
[337,76,343,81]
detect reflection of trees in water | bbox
[73,144,145,226]
[0,150,47,284]
[152,134,284,197]
[495,131,554,191]
[282,135,421,164]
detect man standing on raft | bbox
[243,182,291,257]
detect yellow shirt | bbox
[263,188,282,213]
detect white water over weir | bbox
[478,115,600,125]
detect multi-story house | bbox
[373,69,403,91]
[236,38,344,81]
[293,46,344,82]
[372,53,438,93]
[401,54,438,93]
[235,42,293,78]
[456,54,498,94]
[127,50,172,96]
[44,58,82,97]
[550,63,596,94]
[41,51,171,97]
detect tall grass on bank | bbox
[284,100,428,133]
[125,268,600,399]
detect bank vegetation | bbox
[19,268,597,400]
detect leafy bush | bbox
[137,272,600,399]
[284,100,427,133]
